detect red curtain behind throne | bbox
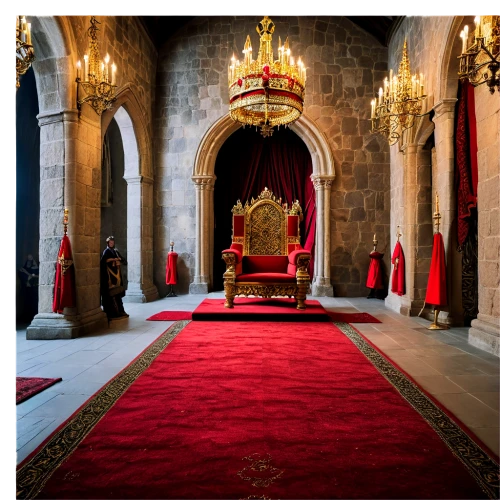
[214,127,315,291]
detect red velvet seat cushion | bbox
[236,273,296,283]
[242,255,289,274]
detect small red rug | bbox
[191,298,330,321]
[327,311,381,323]
[146,311,192,321]
[17,321,497,499]
[16,377,62,405]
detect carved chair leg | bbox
[223,279,235,308]
[296,284,307,310]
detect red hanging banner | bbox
[391,241,405,296]
[424,233,448,307]
[52,235,76,314]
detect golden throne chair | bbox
[221,188,311,310]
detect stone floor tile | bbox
[411,375,466,395]
[469,426,500,457]
[436,393,500,428]
[448,375,500,393]
[470,392,500,412]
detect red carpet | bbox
[17,321,497,499]
[16,377,62,405]
[146,311,192,321]
[327,311,381,323]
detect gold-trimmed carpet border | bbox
[16,320,189,499]
[334,321,499,499]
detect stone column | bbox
[27,110,107,339]
[190,175,215,294]
[122,175,159,303]
[311,176,334,296]
[431,98,462,324]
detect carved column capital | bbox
[311,175,334,191]
[192,175,216,191]
[432,98,457,120]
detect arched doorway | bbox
[100,118,128,287]
[16,67,40,326]
[212,127,315,291]
[190,113,335,296]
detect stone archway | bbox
[190,114,335,296]
[101,85,158,303]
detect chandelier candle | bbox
[228,16,306,137]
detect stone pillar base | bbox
[189,282,209,294]
[311,278,334,297]
[123,283,159,303]
[26,307,107,340]
[469,318,500,357]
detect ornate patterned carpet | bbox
[17,320,498,499]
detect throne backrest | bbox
[231,187,304,256]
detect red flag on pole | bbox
[391,241,405,296]
[53,234,76,314]
[424,233,447,307]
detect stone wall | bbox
[154,15,390,296]
[469,83,500,355]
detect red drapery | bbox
[165,252,178,285]
[424,233,448,308]
[52,235,76,314]
[214,127,315,290]
[391,241,405,296]
[455,79,478,248]
[366,251,384,290]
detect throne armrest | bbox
[288,249,311,266]
[222,248,242,264]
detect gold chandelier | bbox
[228,16,306,137]
[76,17,117,116]
[458,16,499,94]
[16,16,35,89]
[370,40,427,146]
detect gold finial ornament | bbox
[228,16,306,137]
[396,225,402,242]
[433,193,442,234]
[372,233,378,252]
[63,208,69,235]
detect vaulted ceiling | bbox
[139,16,403,49]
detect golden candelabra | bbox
[370,40,427,146]
[16,16,35,89]
[458,16,499,94]
[228,16,306,137]
[76,16,117,116]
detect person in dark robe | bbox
[19,254,39,320]
[100,236,128,320]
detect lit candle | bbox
[27,23,32,45]
[111,63,116,86]
[101,62,105,81]
[464,25,469,51]
[21,20,26,43]
[460,30,466,53]
[371,99,375,119]
[84,54,89,82]
[16,16,20,31]
[290,56,295,66]
[378,87,383,106]
[104,54,110,83]
[475,16,481,39]
[76,60,81,80]
[287,48,290,65]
